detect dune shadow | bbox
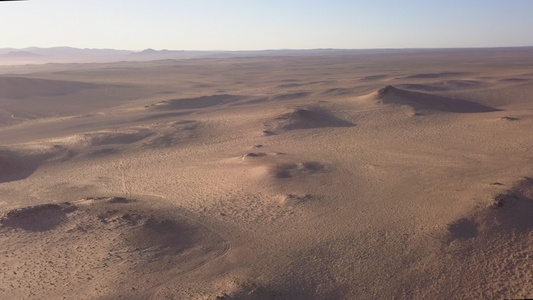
[447,177,533,243]
[87,130,154,146]
[321,88,352,96]
[264,106,355,134]
[135,111,190,122]
[276,83,304,88]
[0,204,68,232]
[403,72,467,79]
[377,85,499,113]
[360,74,388,81]
[487,178,533,234]
[0,149,54,184]
[447,218,479,239]
[398,80,481,93]
[0,194,230,296]
[153,94,244,110]
[272,161,326,179]
[273,92,311,101]
[125,216,198,260]
[0,76,98,99]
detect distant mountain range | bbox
[2,46,533,65]
[0,47,132,57]
[2,50,42,58]
[0,46,365,58]
[0,46,395,65]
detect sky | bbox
[1,0,532,51]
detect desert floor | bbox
[1,49,532,299]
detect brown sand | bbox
[1,49,533,299]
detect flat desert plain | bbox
[1,49,532,299]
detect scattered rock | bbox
[108,196,131,204]
[501,116,519,121]
[492,192,519,208]
[243,153,268,159]
[273,162,325,179]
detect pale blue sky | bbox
[1,0,532,50]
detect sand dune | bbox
[375,85,499,113]
[0,76,97,99]
[0,146,68,183]
[153,94,244,110]
[445,177,533,242]
[0,196,228,299]
[407,178,533,299]
[0,75,149,127]
[276,83,305,88]
[1,49,532,299]
[0,203,68,232]
[398,80,482,92]
[263,106,355,134]
[85,130,155,146]
[321,88,352,96]
[360,74,388,81]
[272,92,311,101]
[468,177,533,235]
[271,161,326,179]
[498,78,530,82]
[0,120,205,183]
[403,72,467,79]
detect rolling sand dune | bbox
[0,145,69,183]
[0,76,97,100]
[0,196,228,299]
[263,106,354,134]
[272,92,311,101]
[375,85,499,113]
[1,49,533,299]
[321,88,352,96]
[400,178,533,299]
[398,80,482,92]
[402,72,467,79]
[153,94,245,110]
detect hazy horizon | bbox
[3,45,533,53]
[1,0,532,51]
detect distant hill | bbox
[2,51,41,58]
[21,47,133,56]
[0,47,135,65]
[1,46,533,66]
[0,47,132,57]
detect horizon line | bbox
[2,45,533,53]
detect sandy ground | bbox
[0,49,532,299]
